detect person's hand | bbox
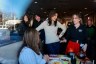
[59,34,62,38]
[82,44,87,52]
[43,55,49,62]
[80,44,84,48]
[60,38,67,43]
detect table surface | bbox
[48,55,80,64]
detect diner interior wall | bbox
[93,13,96,26]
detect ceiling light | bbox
[34,1,38,4]
[84,14,88,16]
[64,12,66,13]
[40,8,43,10]
[44,12,47,13]
[84,8,87,9]
[79,12,82,13]
[54,8,56,10]
[93,0,96,2]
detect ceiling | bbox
[26,0,96,18]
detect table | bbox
[48,55,81,64]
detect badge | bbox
[78,29,82,32]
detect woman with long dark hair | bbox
[36,10,66,54]
[17,14,30,36]
[19,29,49,64]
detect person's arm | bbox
[57,21,67,38]
[82,26,88,52]
[83,26,88,44]
[39,55,48,64]
[36,21,46,31]
[64,26,71,42]
[19,48,46,64]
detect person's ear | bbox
[79,18,82,24]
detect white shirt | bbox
[19,47,46,64]
[36,20,66,44]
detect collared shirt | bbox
[65,24,87,44]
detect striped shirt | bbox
[19,47,46,64]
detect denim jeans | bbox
[46,42,60,54]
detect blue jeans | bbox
[46,42,60,54]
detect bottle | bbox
[71,54,76,64]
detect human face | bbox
[73,15,80,25]
[51,13,58,21]
[24,15,28,22]
[35,15,41,22]
[87,20,92,26]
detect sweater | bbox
[36,20,66,44]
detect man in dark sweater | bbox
[32,14,46,54]
[86,19,96,62]
[32,14,45,41]
[32,15,43,28]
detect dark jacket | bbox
[86,25,96,40]
[65,24,87,44]
[32,19,43,29]
[17,21,30,36]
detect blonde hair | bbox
[72,13,83,24]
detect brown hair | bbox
[23,29,40,55]
[48,10,58,26]
[61,18,66,24]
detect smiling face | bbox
[35,15,41,22]
[72,14,81,25]
[51,13,58,22]
[24,15,28,22]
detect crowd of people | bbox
[17,10,96,64]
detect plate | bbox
[48,59,62,64]
[62,61,69,64]
[60,57,71,61]
[49,57,60,60]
